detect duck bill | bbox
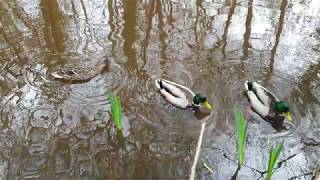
[203,100,212,110]
[285,112,292,122]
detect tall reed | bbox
[234,106,248,166]
[266,142,283,180]
[108,91,122,131]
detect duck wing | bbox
[51,68,98,84]
[155,79,187,99]
[253,82,279,105]
[252,82,271,106]
[161,79,195,97]
[159,89,189,108]
[247,91,269,117]
[155,79,189,108]
[245,81,279,105]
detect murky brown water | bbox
[0,0,320,179]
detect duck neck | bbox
[191,102,201,109]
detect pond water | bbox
[0,0,320,179]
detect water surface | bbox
[0,0,320,179]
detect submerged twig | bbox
[189,121,206,180]
[189,114,212,180]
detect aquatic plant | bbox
[266,142,284,180]
[203,162,214,174]
[108,91,122,131]
[234,106,248,166]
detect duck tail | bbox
[155,79,164,90]
[244,81,254,91]
[159,80,163,89]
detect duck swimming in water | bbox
[50,59,109,83]
[244,81,292,130]
[155,79,212,111]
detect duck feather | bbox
[245,81,281,117]
[247,91,269,116]
[245,81,291,131]
[155,79,191,108]
[160,89,189,108]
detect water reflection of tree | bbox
[6,1,41,44]
[139,0,171,71]
[239,0,253,77]
[264,0,288,84]
[156,0,167,62]
[217,0,237,56]
[167,1,174,29]
[141,0,161,69]
[108,0,116,56]
[122,0,138,70]
[0,28,23,61]
[0,2,29,61]
[70,0,82,45]
[108,0,134,65]
[40,0,66,53]
[242,0,253,58]
[294,62,320,106]
[194,0,213,49]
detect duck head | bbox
[193,93,212,110]
[275,101,292,121]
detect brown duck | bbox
[50,59,109,83]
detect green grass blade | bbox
[266,142,284,180]
[234,106,247,166]
[203,163,214,174]
[108,91,122,131]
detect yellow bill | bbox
[203,100,213,110]
[285,112,292,122]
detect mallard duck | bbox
[155,79,212,111]
[244,81,292,130]
[50,59,108,83]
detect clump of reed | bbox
[266,142,284,180]
[108,91,122,131]
[234,106,248,166]
[233,106,284,179]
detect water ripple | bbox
[29,106,56,129]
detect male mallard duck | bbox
[244,81,292,130]
[155,79,212,111]
[50,59,108,83]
